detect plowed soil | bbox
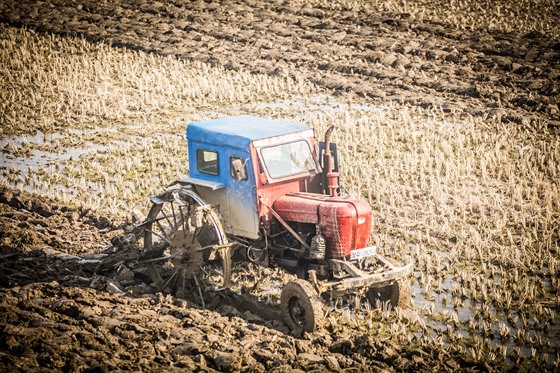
[1,0,559,127]
[1,0,558,371]
[0,188,480,372]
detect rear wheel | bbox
[140,187,231,308]
[280,280,323,334]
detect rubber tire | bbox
[366,281,409,309]
[280,280,323,334]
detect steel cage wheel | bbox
[280,279,323,334]
[140,187,231,305]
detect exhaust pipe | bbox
[322,125,339,197]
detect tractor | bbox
[137,115,413,333]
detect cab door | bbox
[223,147,259,239]
[188,143,259,240]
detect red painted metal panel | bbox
[272,193,320,223]
[273,192,372,259]
[353,199,372,253]
[250,139,322,224]
[318,198,371,259]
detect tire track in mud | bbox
[0,0,558,126]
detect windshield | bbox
[260,140,317,179]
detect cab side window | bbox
[230,157,247,180]
[197,149,218,175]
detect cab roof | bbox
[186,115,312,148]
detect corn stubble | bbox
[313,107,559,368]
[1,22,559,370]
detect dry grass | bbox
[0,24,315,137]
[1,23,559,369]
[310,107,559,368]
[0,23,317,209]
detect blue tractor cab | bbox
[180,115,314,239]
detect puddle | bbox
[410,266,559,365]
[369,228,560,367]
[0,127,168,200]
[1,129,109,174]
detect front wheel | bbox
[280,280,323,334]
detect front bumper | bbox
[317,255,414,296]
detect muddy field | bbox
[1,0,559,372]
[0,187,477,372]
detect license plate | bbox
[350,246,377,261]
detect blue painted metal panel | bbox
[187,140,259,238]
[222,146,258,238]
[175,177,225,190]
[186,115,310,149]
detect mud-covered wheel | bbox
[366,280,409,309]
[141,187,231,308]
[280,280,323,334]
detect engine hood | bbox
[273,192,356,223]
[272,192,372,259]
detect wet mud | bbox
[0,188,482,371]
